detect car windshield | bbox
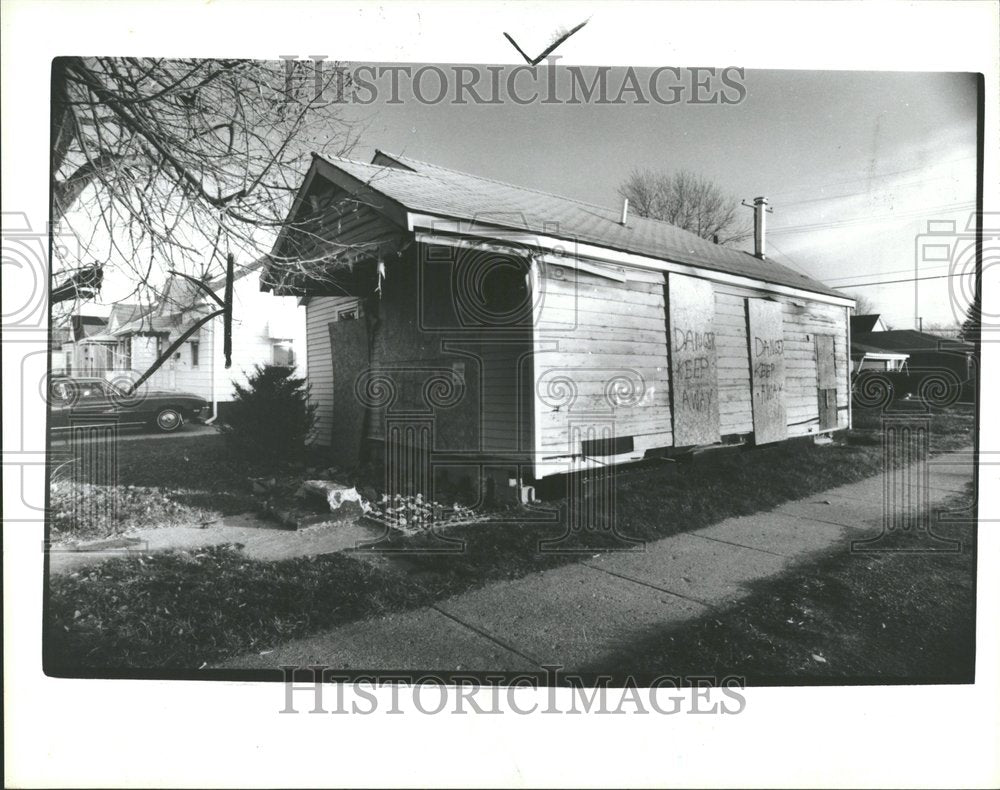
[53,379,132,399]
[105,380,128,397]
[77,381,108,398]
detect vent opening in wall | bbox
[582,435,634,457]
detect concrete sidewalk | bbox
[49,512,385,575]
[50,422,217,446]
[219,448,976,672]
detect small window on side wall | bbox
[190,341,199,368]
[272,340,295,368]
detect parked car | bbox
[851,366,966,410]
[49,376,211,433]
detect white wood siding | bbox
[714,290,754,435]
[710,283,851,439]
[212,275,308,403]
[532,261,851,476]
[533,262,671,461]
[171,321,214,400]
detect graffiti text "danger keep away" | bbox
[753,336,784,401]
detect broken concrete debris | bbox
[250,473,488,535]
[364,493,487,536]
[296,480,371,519]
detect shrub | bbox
[220,365,316,469]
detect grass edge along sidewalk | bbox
[578,481,976,684]
[215,456,972,675]
[46,407,976,671]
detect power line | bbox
[765,238,814,278]
[767,240,955,288]
[824,263,951,283]
[766,156,978,200]
[778,175,971,209]
[833,272,972,289]
[769,201,977,235]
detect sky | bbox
[84,65,979,330]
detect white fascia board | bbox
[407,212,856,308]
[857,352,910,361]
[413,231,628,283]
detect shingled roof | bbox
[311,151,846,300]
[852,329,975,353]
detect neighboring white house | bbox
[85,259,306,420]
[52,311,121,376]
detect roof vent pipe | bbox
[619,198,629,226]
[742,196,773,259]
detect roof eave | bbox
[407,212,854,307]
[262,155,412,291]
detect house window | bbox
[272,340,295,367]
[336,303,362,321]
[190,341,199,368]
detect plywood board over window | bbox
[328,318,369,467]
[815,334,838,430]
[747,299,787,445]
[667,273,720,446]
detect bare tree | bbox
[848,292,879,316]
[617,169,750,245]
[51,57,360,315]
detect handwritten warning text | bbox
[747,299,788,444]
[668,275,721,445]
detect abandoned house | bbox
[261,151,855,485]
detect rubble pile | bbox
[364,493,486,536]
[249,476,362,530]
[249,471,487,535]
[296,480,370,519]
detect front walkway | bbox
[219,448,976,672]
[48,512,384,575]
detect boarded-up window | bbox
[328,319,370,468]
[667,274,720,446]
[815,334,837,430]
[747,299,787,445]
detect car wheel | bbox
[154,408,184,433]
